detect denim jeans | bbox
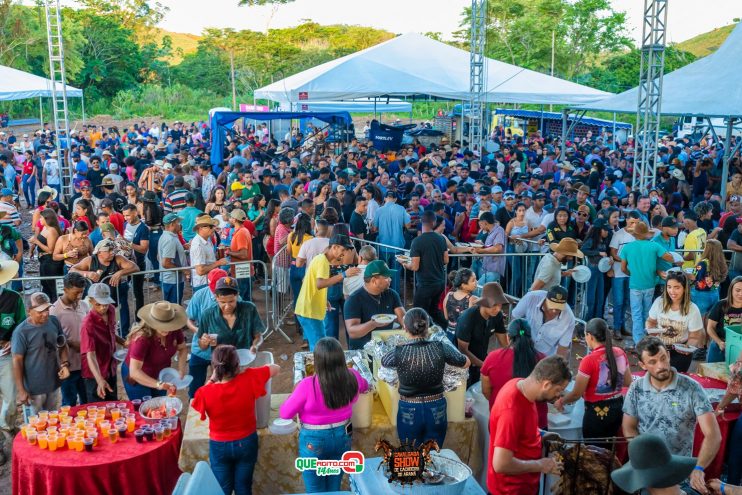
[298,425,352,493]
[508,245,524,297]
[728,412,742,485]
[121,361,166,401]
[21,174,35,207]
[11,259,23,292]
[396,397,448,449]
[380,249,401,294]
[706,340,725,363]
[297,316,324,351]
[0,356,17,429]
[60,369,86,406]
[289,265,305,309]
[237,277,252,302]
[323,298,342,341]
[690,288,719,317]
[611,277,629,332]
[188,353,210,399]
[584,266,605,321]
[161,281,184,305]
[630,288,654,344]
[147,229,162,284]
[210,432,259,495]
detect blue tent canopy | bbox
[209,110,353,166]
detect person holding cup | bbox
[121,301,188,400]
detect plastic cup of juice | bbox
[162,423,172,438]
[60,405,71,415]
[117,403,127,410]
[35,420,47,431]
[117,424,127,439]
[134,429,145,443]
[110,408,120,421]
[90,432,98,447]
[153,426,164,442]
[107,429,118,444]
[47,435,58,452]
[37,433,48,449]
[126,417,136,433]
[120,408,130,416]
[83,438,94,452]
[131,399,142,412]
[48,418,58,427]
[100,421,110,431]
[143,427,154,442]
[75,435,85,452]
[49,410,59,420]
[38,410,49,419]
[75,410,87,418]
[26,431,37,445]
[46,426,58,434]
[57,433,66,449]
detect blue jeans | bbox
[380,249,401,294]
[630,288,654,344]
[508,245,524,297]
[297,316,324,351]
[210,432,259,495]
[584,266,605,321]
[728,412,742,485]
[121,361,166,401]
[706,340,725,363]
[237,276,252,302]
[60,369,86,406]
[161,281,184,305]
[289,265,305,309]
[298,426,352,493]
[188,353,210,399]
[323,298,342,341]
[396,397,448,449]
[21,174,35,207]
[612,277,629,332]
[147,229,162,283]
[476,271,500,296]
[11,259,23,292]
[690,288,719,317]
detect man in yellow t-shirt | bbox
[682,210,706,270]
[294,234,359,350]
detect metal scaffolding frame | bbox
[43,0,72,198]
[468,0,487,155]
[633,0,668,192]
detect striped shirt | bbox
[164,188,190,213]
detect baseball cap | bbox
[230,208,247,221]
[78,180,91,190]
[545,286,568,311]
[479,186,492,196]
[88,283,115,305]
[29,292,52,312]
[534,191,546,200]
[329,234,354,250]
[385,190,396,199]
[208,269,229,293]
[336,185,347,193]
[364,260,395,278]
[215,276,239,293]
[661,216,680,228]
[163,213,181,225]
[0,188,12,197]
[231,182,245,191]
[492,186,503,194]
[504,191,516,199]
[92,239,116,254]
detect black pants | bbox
[83,375,117,403]
[39,254,63,302]
[582,396,624,444]
[413,282,446,329]
[132,260,146,313]
[670,348,693,372]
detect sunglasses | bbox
[577,212,589,217]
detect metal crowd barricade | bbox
[349,237,411,305]
[269,244,294,342]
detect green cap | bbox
[163,213,181,225]
[364,260,396,278]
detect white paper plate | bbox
[598,257,613,273]
[673,343,697,354]
[455,242,471,248]
[237,349,257,367]
[372,314,396,325]
[113,349,127,362]
[158,367,194,390]
[572,265,591,283]
[646,328,664,335]
[670,251,684,263]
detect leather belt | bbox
[300,419,349,430]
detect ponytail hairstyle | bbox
[403,307,431,337]
[313,337,358,410]
[450,268,475,291]
[210,345,240,382]
[507,318,539,378]
[585,318,618,389]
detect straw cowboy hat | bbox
[611,434,696,492]
[0,260,19,286]
[38,185,58,201]
[137,301,187,332]
[549,237,584,258]
[192,214,220,232]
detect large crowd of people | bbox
[0,119,741,495]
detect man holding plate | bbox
[344,260,405,351]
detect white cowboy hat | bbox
[137,301,187,332]
[38,185,58,201]
[0,260,19,286]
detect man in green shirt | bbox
[177,193,202,243]
[241,171,261,201]
[621,222,675,345]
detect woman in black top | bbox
[381,308,469,448]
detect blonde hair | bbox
[701,239,728,283]
[125,322,156,347]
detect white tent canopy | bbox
[577,23,742,117]
[279,99,412,113]
[255,33,610,106]
[0,64,82,101]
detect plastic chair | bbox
[171,472,191,495]
[182,461,224,495]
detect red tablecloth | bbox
[618,372,741,479]
[12,401,183,495]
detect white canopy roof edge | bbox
[0,64,82,101]
[255,33,610,106]
[577,23,742,117]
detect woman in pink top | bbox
[280,337,368,493]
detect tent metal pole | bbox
[721,117,734,201]
[539,105,544,136]
[612,113,616,149]
[560,108,568,161]
[81,93,86,126]
[39,97,43,128]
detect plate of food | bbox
[455,242,471,248]
[372,314,396,325]
[673,343,697,354]
[646,328,664,335]
[395,254,411,264]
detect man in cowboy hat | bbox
[190,214,228,293]
[192,277,265,396]
[611,434,697,495]
[623,337,720,495]
[512,286,575,358]
[456,282,515,386]
[530,237,583,291]
[620,222,676,345]
[157,214,188,305]
[227,208,253,302]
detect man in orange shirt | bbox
[228,208,253,301]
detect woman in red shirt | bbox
[555,318,632,441]
[21,150,37,208]
[193,345,280,495]
[480,318,547,428]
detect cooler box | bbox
[248,351,273,429]
[725,325,742,367]
[351,392,373,429]
[377,379,466,426]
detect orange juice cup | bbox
[49,410,59,420]
[46,426,58,434]
[75,436,85,452]
[26,431,37,445]
[110,408,120,421]
[48,418,58,427]
[90,432,98,447]
[35,420,47,431]
[47,435,58,451]
[37,433,48,449]
[60,405,71,415]
[57,433,66,449]
[38,410,49,419]
[21,427,29,439]
[107,429,118,444]
[126,418,136,433]
[76,410,87,419]
[61,416,72,426]
[100,421,110,431]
